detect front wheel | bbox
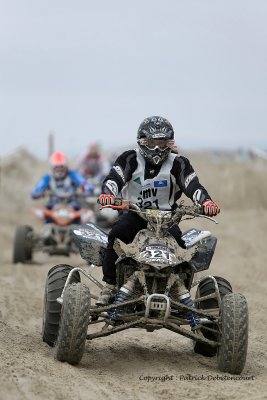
[55,283,91,365]
[217,293,248,374]
[13,225,33,263]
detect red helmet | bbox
[50,151,68,179]
[50,151,67,166]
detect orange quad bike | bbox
[13,194,95,263]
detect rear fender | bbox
[32,208,46,221]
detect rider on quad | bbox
[77,143,104,180]
[31,151,94,222]
[97,116,220,306]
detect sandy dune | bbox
[0,148,266,400]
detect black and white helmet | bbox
[137,116,175,165]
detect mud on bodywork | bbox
[72,223,108,265]
[114,228,216,272]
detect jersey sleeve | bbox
[171,156,211,204]
[68,170,94,194]
[68,170,86,186]
[31,175,51,199]
[102,150,137,195]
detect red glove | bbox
[98,194,115,206]
[202,200,220,217]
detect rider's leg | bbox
[168,224,186,248]
[103,212,147,284]
[44,199,56,223]
[97,212,147,305]
[69,199,81,210]
[69,199,81,224]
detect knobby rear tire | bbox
[42,264,80,347]
[193,276,232,357]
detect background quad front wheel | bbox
[55,282,91,365]
[217,292,248,374]
[193,276,232,357]
[42,264,81,347]
[13,225,33,263]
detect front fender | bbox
[189,236,217,271]
[114,237,196,270]
[72,223,108,265]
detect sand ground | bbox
[0,149,266,400]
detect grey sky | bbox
[0,0,267,158]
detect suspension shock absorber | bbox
[178,291,201,329]
[107,279,135,322]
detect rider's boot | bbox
[96,284,117,306]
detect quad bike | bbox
[42,199,248,374]
[12,194,95,263]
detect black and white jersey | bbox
[102,149,211,210]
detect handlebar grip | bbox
[113,198,123,206]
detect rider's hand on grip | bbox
[202,199,220,217]
[98,194,115,206]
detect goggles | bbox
[139,138,175,151]
[53,166,67,178]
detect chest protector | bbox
[49,175,76,197]
[122,150,178,210]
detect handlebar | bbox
[100,199,218,224]
[55,193,73,200]
[101,198,200,214]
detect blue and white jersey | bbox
[31,170,93,199]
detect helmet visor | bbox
[53,166,67,179]
[139,138,175,150]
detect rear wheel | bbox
[55,283,91,365]
[42,264,80,347]
[193,276,232,357]
[217,293,248,374]
[13,225,33,263]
